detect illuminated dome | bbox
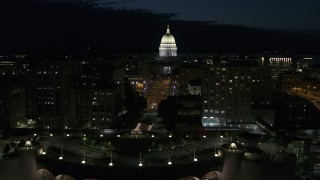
[159,25,177,57]
[160,28,176,44]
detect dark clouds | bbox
[0,0,319,54]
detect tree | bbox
[122,79,147,128]
[2,143,10,157]
[158,96,178,131]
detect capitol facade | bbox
[159,25,177,57]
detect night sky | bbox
[104,0,320,30]
[0,0,319,54]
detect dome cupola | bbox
[159,25,177,57]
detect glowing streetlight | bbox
[66,134,69,137]
[109,151,113,167]
[82,139,86,164]
[138,152,143,167]
[82,151,86,164]
[193,147,198,162]
[59,145,63,160]
[42,142,46,155]
[50,133,53,137]
[214,145,219,157]
[100,134,104,137]
[168,151,172,165]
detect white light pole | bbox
[138,152,143,167]
[214,145,219,157]
[59,145,63,160]
[42,142,46,155]
[193,147,198,162]
[168,151,172,165]
[82,137,86,164]
[109,151,113,166]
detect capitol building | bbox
[159,25,177,57]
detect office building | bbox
[201,60,273,127]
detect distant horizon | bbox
[1,0,320,54]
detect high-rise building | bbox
[276,71,303,91]
[274,91,319,130]
[0,80,26,128]
[75,82,124,129]
[178,64,202,95]
[201,60,273,127]
[267,57,292,79]
[74,64,124,129]
[29,61,80,129]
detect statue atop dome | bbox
[159,25,177,57]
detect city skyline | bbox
[1,1,320,180]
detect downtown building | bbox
[177,64,202,95]
[201,59,274,128]
[273,91,319,130]
[74,63,124,129]
[26,60,81,129]
[0,79,26,128]
[264,56,293,79]
[74,81,124,129]
[276,71,303,91]
[0,56,30,128]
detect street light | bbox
[82,137,86,164]
[203,135,206,138]
[82,149,86,164]
[193,147,198,162]
[109,151,113,167]
[138,152,143,167]
[168,151,172,165]
[214,145,219,157]
[59,145,63,160]
[42,142,46,155]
